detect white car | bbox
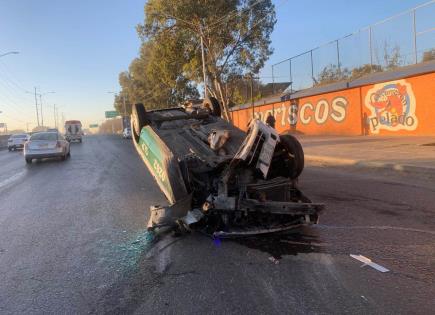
[123,128,132,139]
[8,134,29,151]
[24,132,70,164]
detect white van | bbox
[64,120,83,143]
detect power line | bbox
[0,60,33,96]
[0,80,34,115]
[207,0,267,29]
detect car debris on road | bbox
[350,254,390,272]
[131,98,324,238]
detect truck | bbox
[131,98,324,237]
[64,120,83,143]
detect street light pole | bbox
[34,87,39,126]
[38,91,55,127]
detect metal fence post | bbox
[369,26,373,70]
[413,9,418,64]
[336,39,341,75]
[310,50,314,87]
[272,65,275,94]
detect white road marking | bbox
[0,170,26,190]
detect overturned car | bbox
[131,98,324,237]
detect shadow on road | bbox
[232,226,323,259]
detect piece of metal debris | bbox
[181,208,204,226]
[350,254,389,272]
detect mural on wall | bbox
[365,80,418,134]
[252,97,349,129]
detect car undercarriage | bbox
[131,98,324,238]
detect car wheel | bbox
[269,134,304,180]
[203,97,221,117]
[25,158,32,164]
[8,147,12,152]
[132,103,147,139]
[79,139,82,143]
[67,150,71,158]
[280,134,304,179]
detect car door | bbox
[58,134,69,153]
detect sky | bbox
[0,0,430,131]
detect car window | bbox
[30,133,58,141]
[12,134,28,139]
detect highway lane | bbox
[0,135,434,314]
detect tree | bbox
[422,48,435,62]
[383,44,402,70]
[114,40,199,112]
[315,64,350,86]
[139,0,276,120]
[350,64,383,79]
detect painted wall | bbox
[230,71,435,136]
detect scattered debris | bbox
[268,256,280,265]
[350,254,389,272]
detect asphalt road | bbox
[0,135,434,314]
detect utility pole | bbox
[61,112,65,133]
[55,106,59,129]
[200,33,208,99]
[53,104,56,128]
[39,94,44,126]
[34,87,40,126]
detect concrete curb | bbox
[305,154,435,177]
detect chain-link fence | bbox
[271,0,435,92]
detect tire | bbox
[79,139,82,143]
[203,97,221,117]
[67,150,71,158]
[132,103,147,139]
[279,134,304,179]
[61,154,66,161]
[8,147,12,152]
[269,134,304,180]
[25,158,32,164]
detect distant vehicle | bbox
[24,132,70,164]
[64,120,83,143]
[7,133,29,151]
[123,127,131,139]
[47,128,59,132]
